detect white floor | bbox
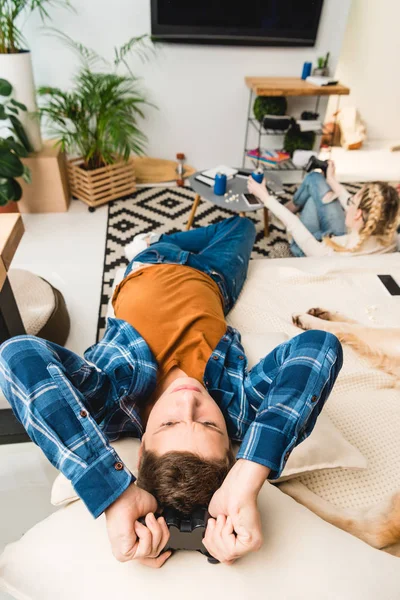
[0,145,399,598]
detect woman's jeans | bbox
[291,172,346,257]
[124,216,257,315]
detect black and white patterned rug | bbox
[96,183,363,340]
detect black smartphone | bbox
[242,193,263,208]
[377,275,400,296]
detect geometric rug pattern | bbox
[96,182,363,340]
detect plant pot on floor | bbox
[0,51,42,152]
[68,157,136,211]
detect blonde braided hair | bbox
[324,182,400,253]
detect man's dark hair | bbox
[136,441,237,514]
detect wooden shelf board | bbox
[245,76,350,97]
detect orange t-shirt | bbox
[111,264,227,385]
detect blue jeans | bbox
[125,216,257,315]
[291,172,346,257]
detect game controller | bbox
[138,505,220,564]
[304,155,329,176]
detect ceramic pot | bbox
[0,51,42,151]
[0,201,19,214]
[313,67,329,77]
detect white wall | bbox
[24,0,351,169]
[333,0,400,141]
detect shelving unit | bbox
[243,77,350,172]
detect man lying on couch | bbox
[0,215,343,568]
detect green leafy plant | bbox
[0,1,73,54]
[38,32,154,170]
[316,53,330,70]
[253,96,288,123]
[0,78,32,205]
[283,123,316,156]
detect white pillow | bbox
[2,479,399,600]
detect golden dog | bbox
[292,307,400,382]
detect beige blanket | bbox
[227,255,400,509]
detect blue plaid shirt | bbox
[0,318,342,518]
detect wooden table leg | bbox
[263,207,269,237]
[0,276,25,345]
[0,275,29,446]
[186,194,201,230]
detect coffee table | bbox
[188,169,281,237]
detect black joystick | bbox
[304,155,329,177]
[138,505,220,564]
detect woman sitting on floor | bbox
[248,161,400,258]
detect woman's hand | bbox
[247,176,269,204]
[326,160,336,184]
[105,483,172,568]
[202,460,268,565]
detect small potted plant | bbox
[0,1,73,152]
[0,78,32,213]
[313,52,330,77]
[38,34,153,211]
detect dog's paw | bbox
[292,313,310,330]
[307,307,332,320]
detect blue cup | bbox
[301,62,312,80]
[214,172,227,196]
[251,169,264,184]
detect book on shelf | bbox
[246,148,290,166]
[306,76,339,87]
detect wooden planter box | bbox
[68,157,136,210]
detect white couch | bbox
[1,254,400,599]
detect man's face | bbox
[139,376,230,463]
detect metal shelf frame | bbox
[242,89,341,171]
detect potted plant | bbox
[283,123,316,157]
[0,1,73,152]
[38,34,154,211]
[313,52,330,77]
[253,96,288,123]
[0,78,32,213]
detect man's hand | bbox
[105,483,172,568]
[202,459,269,565]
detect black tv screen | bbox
[151,0,325,47]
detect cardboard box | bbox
[18,140,71,213]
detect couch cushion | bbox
[1,476,399,600]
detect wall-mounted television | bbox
[151,0,325,47]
